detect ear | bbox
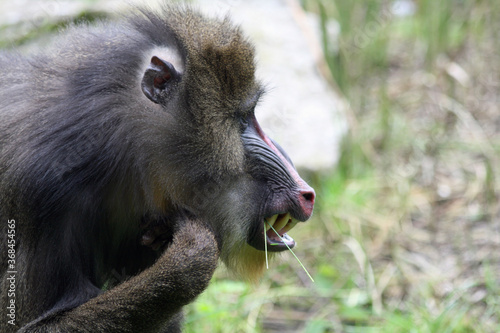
[141,56,180,104]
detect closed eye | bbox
[239,114,250,132]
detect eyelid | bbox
[235,104,255,121]
[239,114,249,132]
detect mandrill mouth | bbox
[265,213,298,249]
[248,213,299,252]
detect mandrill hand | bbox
[140,214,175,251]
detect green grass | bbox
[0,11,109,49]
[185,0,500,332]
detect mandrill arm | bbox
[19,219,219,333]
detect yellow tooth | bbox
[265,214,278,231]
[280,218,298,234]
[273,213,290,232]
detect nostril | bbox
[300,189,316,205]
[296,188,315,220]
[302,191,314,203]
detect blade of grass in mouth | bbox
[264,219,314,283]
[264,220,269,269]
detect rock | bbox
[195,0,347,171]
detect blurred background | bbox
[1,0,499,332]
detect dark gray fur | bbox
[0,5,314,332]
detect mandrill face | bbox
[241,115,315,252]
[139,9,315,281]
